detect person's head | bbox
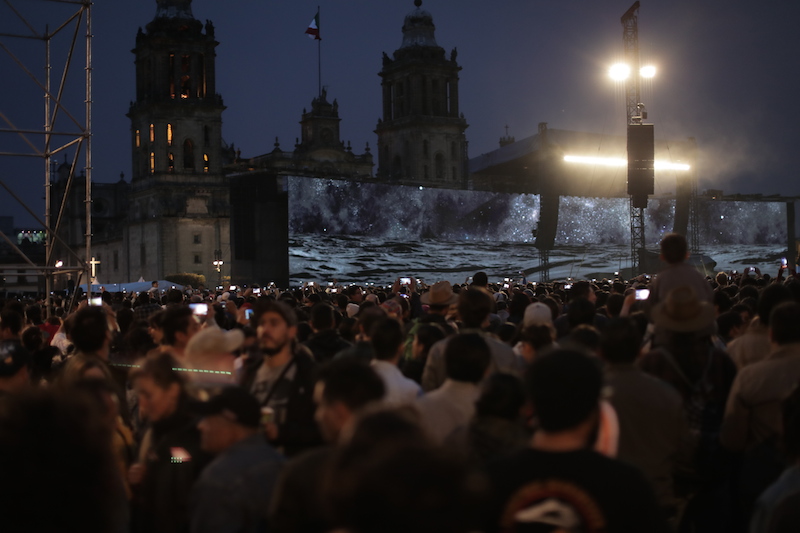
[70,307,112,355]
[570,281,596,304]
[0,310,23,340]
[604,293,625,318]
[371,317,405,362]
[716,310,745,341]
[20,326,44,353]
[715,271,729,287]
[566,297,596,329]
[475,373,526,421]
[769,302,800,346]
[472,271,488,288]
[0,388,118,533]
[130,353,187,422]
[147,309,166,344]
[757,283,794,324]
[599,317,642,364]
[516,324,555,364]
[24,304,43,325]
[346,285,364,304]
[412,323,446,360]
[184,327,244,377]
[196,386,261,454]
[326,411,475,533]
[563,324,601,355]
[444,333,490,383]
[660,233,688,265]
[310,303,336,332]
[151,281,159,288]
[0,340,32,393]
[457,288,494,329]
[314,358,385,442]
[651,286,716,335]
[161,306,199,349]
[525,348,603,434]
[252,299,297,356]
[357,306,387,341]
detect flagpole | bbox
[317,6,321,98]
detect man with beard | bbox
[240,299,322,457]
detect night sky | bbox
[1,0,799,227]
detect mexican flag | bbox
[305,12,321,40]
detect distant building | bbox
[375,0,469,187]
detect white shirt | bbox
[371,359,422,406]
[415,379,481,443]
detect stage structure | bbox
[0,0,92,312]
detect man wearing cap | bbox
[190,386,285,533]
[303,303,351,364]
[0,340,32,396]
[482,349,670,533]
[400,280,459,365]
[185,326,245,385]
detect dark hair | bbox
[507,293,531,320]
[564,324,601,353]
[660,233,688,264]
[713,290,733,314]
[371,318,405,361]
[414,323,446,357]
[458,289,493,328]
[360,307,388,339]
[116,308,135,335]
[566,297,596,328]
[472,271,488,287]
[758,284,794,323]
[526,348,602,432]
[161,306,194,346]
[252,299,298,328]
[130,352,186,393]
[0,388,118,533]
[518,325,554,351]
[570,281,593,301]
[475,373,525,420]
[310,303,336,331]
[24,304,43,325]
[20,326,44,353]
[70,307,109,353]
[0,309,23,336]
[444,333,490,383]
[317,358,385,410]
[605,293,624,317]
[716,310,744,339]
[770,302,800,345]
[600,317,642,364]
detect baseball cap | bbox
[193,386,261,427]
[523,302,553,327]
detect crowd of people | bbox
[2,232,800,532]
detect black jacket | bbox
[240,348,323,457]
[302,329,352,364]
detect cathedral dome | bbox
[154,0,195,20]
[401,0,438,48]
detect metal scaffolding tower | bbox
[0,0,92,313]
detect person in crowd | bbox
[416,333,490,443]
[129,352,212,533]
[457,372,529,465]
[482,348,670,532]
[370,316,421,405]
[190,386,285,533]
[323,409,479,533]
[303,303,351,363]
[647,233,714,308]
[270,358,385,533]
[422,288,521,392]
[184,326,243,387]
[402,322,446,384]
[0,339,32,396]
[601,317,687,513]
[717,309,745,346]
[749,384,800,533]
[0,308,23,341]
[727,283,793,369]
[134,291,163,321]
[553,281,607,338]
[161,306,201,360]
[0,388,123,533]
[513,324,555,366]
[334,306,386,362]
[240,299,321,457]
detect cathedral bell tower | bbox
[126,0,230,283]
[375,0,469,186]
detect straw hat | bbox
[420,281,459,306]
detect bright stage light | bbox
[609,63,630,81]
[640,65,656,78]
[564,155,690,171]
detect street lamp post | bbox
[212,257,223,289]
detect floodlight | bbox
[609,63,630,81]
[640,65,656,78]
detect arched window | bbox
[168,152,174,173]
[181,75,191,99]
[149,152,155,174]
[135,129,140,148]
[435,153,445,180]
[203,154,209,173]
[149,123,155,143]
[167,124,173,146]
[183,139,195,170]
